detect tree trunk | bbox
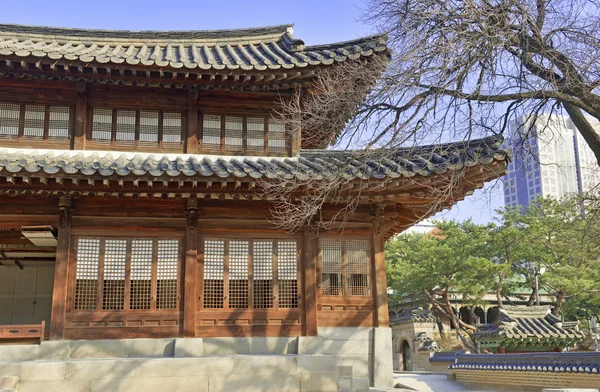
[496,275,504,308]
[563,102,600,166]
[553,290,566,316]
[526,286,537,306]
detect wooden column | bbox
[183,197,199,337]
[371,204,390,327]
[50,195,72,340]
[186,89,199,154]
[73,82,87,150]
[303,227,318,336]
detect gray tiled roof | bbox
[0,136,507,180]
[0,24,388,70]
[390,308,437,324]
[472,305,586,343]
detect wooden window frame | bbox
[0,101,74,149]
[199,113,288,156]
[87,107,185,152]
[199,237,301,311]
[317,236,372,298]
[69,236,183,313]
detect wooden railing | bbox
[0,320,45,341]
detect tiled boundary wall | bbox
[450,352,600,391]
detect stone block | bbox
[91,376,208,392]
[66,359,137,380]
[300,373,338,392]
[297,336,324,355]
[70,340,128,359]
[297,355,337,374]
[338,377,352,390]
[318,327,372,341]
[127,338,175,358]
[135,357,234,377]
[542,390,599,392]
[174,338,203,358]
[250,337,297,354]
[0,377,18,390]
[203,337,251,355]
[337,365,353,377]
[336,355,370,378]
[18,380,91,392]
[372,327,393,389]
[39,341,70,360]
[352,377,370,392]
[324,339,370,355]
[0,361,66,381]
[0,345,38,362]
[209,374,300,392]
[232,355,298,375]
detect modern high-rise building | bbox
[503,114,599,208]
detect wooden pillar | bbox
[289,110,302,157]
[183,197,198,337]
[186,89,199,154]
[50,195,72,340]
[303,227,318,336]
[371,204,390,327]
[73,82,87,150]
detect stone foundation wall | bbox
[453,370,600,392]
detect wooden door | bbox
[33,266,54,327]
[0,267,16,324]
[11,267,37,324]
[0,265,54,325]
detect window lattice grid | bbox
[162,112,182,149]
[23,105,45,141]
[224,116,243,152]
[0,103,21,140]
[91,108,113,144]
[130,239,153,310]
[246,117,265,152]
[74,238,100,311]
[203,240,225,309]
[277,241,298,309]
[346,240,370,296]
[48,106,70,142]
[228,240,249,309]
[115,110,136,146]
[253,240,274,309]
[202,114,221,150]
[268,120,286,153]
[139,110,160,148]
[321,240,343,296]
[156,239,180,310]
[102,239,127,310]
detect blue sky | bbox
[0,0,504,224]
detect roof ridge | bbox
[303,32,388,51]
[0,23,294,40]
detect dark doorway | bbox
[401,340,412,371]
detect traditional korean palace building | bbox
[0,23,507,390]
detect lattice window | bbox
[229,240,249,309]
[162,112,182,149]
[0,102,70,144]
[268,119,286,153]
[247,117,265,153]
[102,239,127,310]
[74,238,100,311]
[253,240,274,309]
[91,108,113,145]
[23,105,45,141]
[73,237,181,312]
[130,239,153,310]
[224,116,243,152]
[139,110,159,148]
[203,240,225,309]
[156,240,180,310]
[48,106,70,141]
[320,239,370,297]
[346,240,370,296]
[115,110,136,146]
[321,240,343,296]
[202,114,221,150]
[278,241,298,309]
[0,103,20,140]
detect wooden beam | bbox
[50,195,72,340]
[371,204,389,328]
[303,227,318,336]
[73,83,87,150]
[183,197,198,337]
[186,89,199,154]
